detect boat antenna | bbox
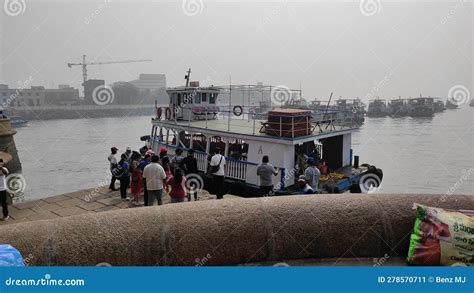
[322,92,333,124]
[299,81,302,99]
[185,68,191,88]
[324,92,335,130]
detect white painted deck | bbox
[152,117,358,143]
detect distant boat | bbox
[446,98,459,109]
[408,97,434,117]
[10,116,29,128]
[335,98,365,123]
[388,98,408,117]
[433,99,446,113]
[470,99,474,107]
[367,99,387,117]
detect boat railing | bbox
[153,106,361,137]
[150,140,285,187]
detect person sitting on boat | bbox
[308,147,321,162]
[304,157,321,193]
[298,175,314,195]
[256,155,278,197]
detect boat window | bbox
[191,133,207,152]
[201,93,207,102]
[209,93,216,104]
[194,93,201,104]
[177,93,182,106]
[210,136,225,155]
[228,139,248,160]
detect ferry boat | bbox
[285,97,363,126]
[433,98,446,113]
[144,73,383,196]
[335,98,366,123]
[387,98,408,117]
[367,98,387,117]
[408,97,434,117]
[445,98,459,109]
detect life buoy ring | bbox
[156,107,162,119]
[233,105,243,117]
[165,107,172,120]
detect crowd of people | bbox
[107,144,322,206]
[107,145,200,206]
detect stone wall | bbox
[0,194,471,266]
[0,118,21,173]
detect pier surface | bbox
[1,187,236,226]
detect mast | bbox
[185,68,191,88]
[228,75,232,131]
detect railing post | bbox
[279,116,282,137]
[292,117,294,138]
[253,116,256,135]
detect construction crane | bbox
[67,54,152,86]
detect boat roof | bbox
[268,108,311,114]
[166,86,220,93]
[152,117,357,145]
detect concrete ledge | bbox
[0,193,471,266]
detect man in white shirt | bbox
[0,159,9,221]
[142,155,167,206]
[209,147,226,199]
[108,147,118,191]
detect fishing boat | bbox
[445,98,459,109]
[143,72,383,196]
[367,98,387,117]
[387,98,408,117]
[408,97,434,117]
[433,98,446,113]
[0,109,28,127]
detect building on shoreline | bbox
[0,84,80,108]
[129,74,166,91]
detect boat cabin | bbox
[166,81,220,121]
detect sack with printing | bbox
[407,204,473,266]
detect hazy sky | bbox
[0,0,472,102]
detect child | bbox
[166,168,187,203]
